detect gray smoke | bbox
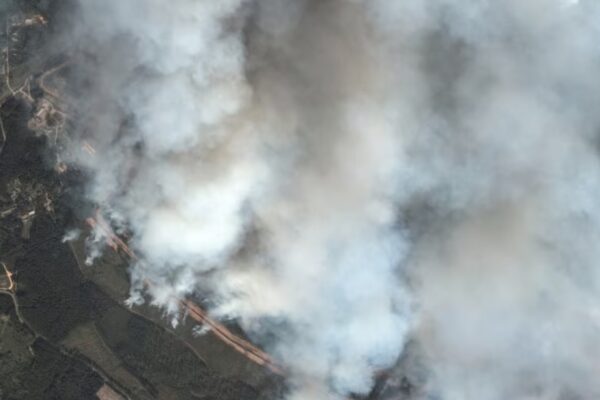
[65,0,600,398]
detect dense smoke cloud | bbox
[66,0,600,398]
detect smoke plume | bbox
[65,0,600,398]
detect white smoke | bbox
[65,0,600,399]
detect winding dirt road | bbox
[0,262,15,292]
